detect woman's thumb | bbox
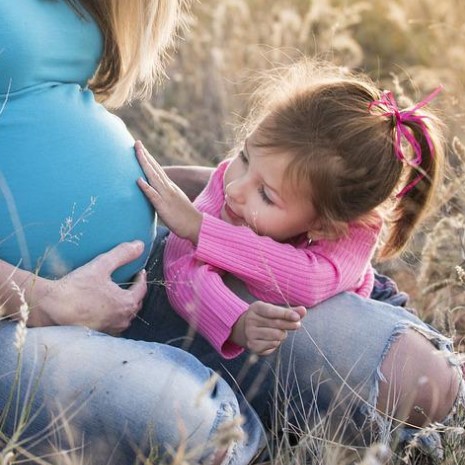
[91,240,145,275]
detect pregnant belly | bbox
[0,85,156,284]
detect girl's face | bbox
[221,134,320,242]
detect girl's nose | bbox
[225,179,245,205]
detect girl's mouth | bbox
[222,202,244,225]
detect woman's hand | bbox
[135,141,203,244]
[230,302,306,356]
[34,241,148,334]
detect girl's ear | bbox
[306,231,313,246]
[306,217,323,243]
[308,218,348,242]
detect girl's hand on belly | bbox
[135,141,203,245]
[37,241,148,334]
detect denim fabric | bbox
[124,227,464,457]
[371,273,410,308]
[0,322,264,464]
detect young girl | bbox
[136,60,445,359]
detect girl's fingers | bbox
[135,146,162,184]
[248,327,287,341]
[135,141,166,178]
[253,317,301,331]
[247,339,282,355]
[249,302,303,322]
[258,347,279,356]
[137,178,161,206]
[293,306,307,319]
[135,141,159,174]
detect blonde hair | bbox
[240,60,445,260]
[65,0,188,108]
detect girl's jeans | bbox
[126,228,464,456]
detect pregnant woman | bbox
[0,1,263,464]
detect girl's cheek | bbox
[249,208,261,227]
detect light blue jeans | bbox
[0,322,264,464]
[125,228,465,458]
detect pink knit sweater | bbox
[164,160,381,358]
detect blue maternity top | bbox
[0,0,156,284]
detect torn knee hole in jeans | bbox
[362,321,465,453]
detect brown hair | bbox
[241,60,445,260]
[63,0,188,108]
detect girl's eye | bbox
[258,186,273,205]
[239,150,248,164]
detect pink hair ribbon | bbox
[368,85,443,197]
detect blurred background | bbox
[118,0,465,352]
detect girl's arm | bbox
[165,252,248,358]
[0,241,147,333]
[195,214,379,306]
[165,250,302,358]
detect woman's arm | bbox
[0,241,147,333]
[0,258,48,324]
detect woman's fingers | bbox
[128,268,148,306]
[90,241,145,277]
[49,241,149,334]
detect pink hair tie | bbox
[368,85,443,198]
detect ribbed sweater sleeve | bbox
[163,250,248,358]
[195,214,380,307]
[164,160,248,358]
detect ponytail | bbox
[377,112,445,260]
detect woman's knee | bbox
[377,328,462,427]
[0,323,262,464]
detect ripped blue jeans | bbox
[125,227,465,459]
[0,323,264,464]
